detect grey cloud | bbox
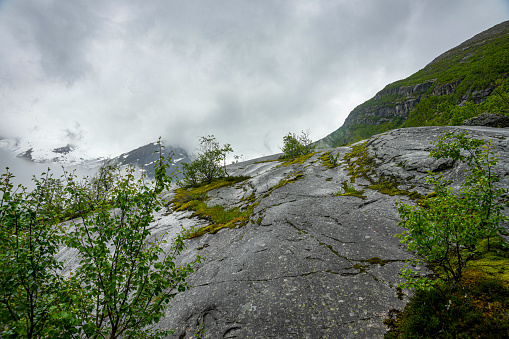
[0,0,508,162]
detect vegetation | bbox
[172,176,253,239]
[386,132,509,338]
[181,135,233,187]
[336,181,366,199]
[342,141,422,201]
[280,130,315,159]
[0,141,199,338]
[318,151,341,169]
[322,23,509,147]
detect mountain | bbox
[0,137,192,178]
[316,20,509,147]
[0,138,104,168]
[112,142,192,178]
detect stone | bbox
[462,112,509,128]
[152,126,509,338]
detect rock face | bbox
[148,126,509,338]
[462,113,509,128]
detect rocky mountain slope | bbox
[316,20,509,148]
[0,138,192,178]
[68,126,506,338]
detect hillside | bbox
[53,125,509,338]
[316,20,509,147]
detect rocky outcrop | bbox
[462,112,509,128]
[137,126,509,338]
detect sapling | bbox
[397,131,507,291]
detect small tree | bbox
[0,140,199,338]
[0,170,74,338]
[181,135,233,186]
[89,160,119,202]
[397,131,507,290]
[280,130,314,159]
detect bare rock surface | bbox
[56,126,509,338]
[153,126,509,338]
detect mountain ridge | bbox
[316,20,509,148]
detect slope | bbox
[316,20,509,148]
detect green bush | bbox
[397,131,507,290]
[0,140,199,338]
[181,135,233,187]
[280,130,314,159]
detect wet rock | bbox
[60,126,509,338]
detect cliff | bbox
[316,20,509,148]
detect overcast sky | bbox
[1,0,508,161]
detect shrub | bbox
[181,135,233,186]
[0,140,199,338]
[396,131,507,290]
[280,130,314,159]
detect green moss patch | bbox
[318,151,341,169]
[172,177,254,239]
[277,152,318,167]
[336,181,366,200]
[342,143,422,200]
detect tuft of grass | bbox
[336,181,366,200]
[318,151,341,169]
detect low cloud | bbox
[0,0,507,161]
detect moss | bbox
[343,143,422,200]
[171,177,254,239]
[277,152,318,167]
[318,151,341,169]
[336,181,366,200]
[343,141,374,183]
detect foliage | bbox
[89,160,119,202]
[280,130,314,159]
[397,132,507,291]
[385,240,509,338]
[181,135,233,187]
[0,170,74,338]
[0,140,199,338]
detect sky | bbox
[0,0,508,162]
